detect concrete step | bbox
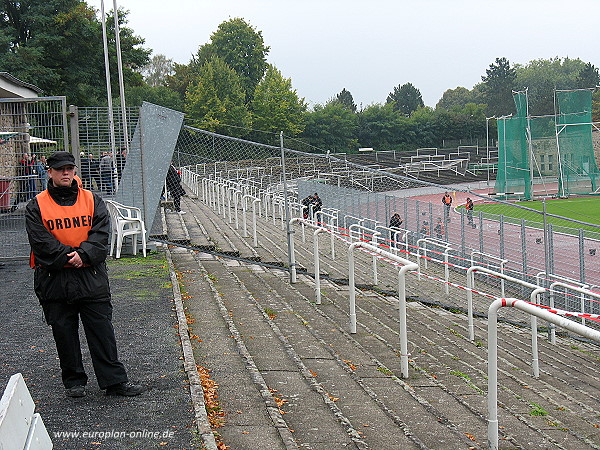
[166,196,600,449]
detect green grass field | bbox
[473,196,600,231]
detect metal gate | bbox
[0,96,68,260]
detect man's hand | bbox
[67,251,83,268]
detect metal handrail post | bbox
[487,298,600,450]
[313,227,328,305]
[233,190,241,230]
[398,263,418,377]
[227,186,235,223]
[349,224,381,285]
[471,251,508,297]
[252,198,261,247]
[242,194,253,238]
[348,241,417,378]
[467,266,545,377]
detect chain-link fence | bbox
[174,125,600,320]
[0,97,68,259]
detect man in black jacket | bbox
[25,151,143,398]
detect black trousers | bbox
[42,301,128,389]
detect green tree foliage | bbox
[251,65,306,139]
[436,86,483,110]
[105,9,150,88]
[480,57,517,117]
[513,57,595,115]
[386,82,424,115]
[300,102,358,152]
[185,56,251,137]
[357,103,408,149]
[125,84,183,111]
[142,54,174,87]
[166,62,196,100]
[576,62,600,89]
[196,18,269,102]
[333,88,357,113]
[0,1,149,106]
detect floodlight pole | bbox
[99,0,117,179]
[112,0,129,194]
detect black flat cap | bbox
[47,151,76,169]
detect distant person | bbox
[35,155,47,192]
[465,197,475,228]
[116,147,127,181]
[99,152,114,194]
[19,152,35,201]
[311,192,322,219]
[301,194,313,219]
[166,164,186,214]
[420,220,430,236]
[442,192,453,223]
[79,152,92,189]
[434,217,445,240]
[389,213,403,247]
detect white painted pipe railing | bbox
[471,251,508,298]
[375,224,411,256]
[467,266,545,377]
[487,298,600,450]
[315,210,339,260]
[251,197,261,247]
[548,282,599,342]
[349,224,381,286]
[416,238,452,294]
[348,241,418,378]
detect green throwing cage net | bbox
[495,89,599,199]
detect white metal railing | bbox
[467,266,545,377]
[348,241,418,378]
[349,224,381,286]
[487,298,600,450]
[375,224,411,255]
[471,251,508,298]
[417,238,453,294]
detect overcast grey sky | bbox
[89,0,599,108]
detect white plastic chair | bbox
[105,200,147,259]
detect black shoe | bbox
[105,382,144,396]
[66,385,86,398]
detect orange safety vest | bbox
[29,188,95,268]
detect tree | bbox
[251,65,306,139]
[185,56,251,137]
[196,18,269,102]
[166,62,197,100]
[386,82,424,115]
[436,86,483,110]
[576,62,600,89]
[333,88,357,113]
[513,57,594,115]
[357,103,408,149]
[125,84,183,111]
[142,54,174,87]
[480,57,517,116]
[0,1,150,106]
[300,102,358,152]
